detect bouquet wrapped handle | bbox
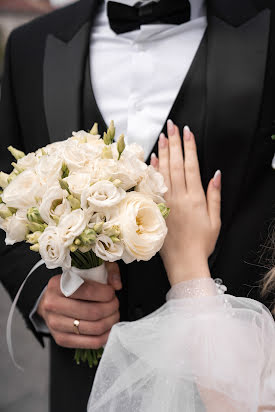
[61,264,108,297]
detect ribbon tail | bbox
[60,269,84,297]
[6,259,45,371]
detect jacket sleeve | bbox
[0,32,58,347]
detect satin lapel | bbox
[43,21,91,143]
[205,9,271,268]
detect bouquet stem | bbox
[71,250,104,368]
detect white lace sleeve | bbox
[88,277,275,412]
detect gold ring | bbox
[73,319,80,335]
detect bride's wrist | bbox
[167,261,211,286]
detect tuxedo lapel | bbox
[205,9,271,268]
[43,0,101,143]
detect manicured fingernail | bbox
[213,170,221,188]
[151,152,157,159]
[167,119,175,135]
[184,125,191,140]
[159,133,167,148]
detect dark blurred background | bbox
[0,2,77,411]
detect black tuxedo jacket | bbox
[0,0,274,410]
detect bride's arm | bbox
[152,121,275,411]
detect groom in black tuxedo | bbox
[0,0,274,411]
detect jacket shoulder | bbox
[9,0,90,49]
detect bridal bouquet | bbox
[0,122,169,367]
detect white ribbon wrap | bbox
[6,259,45,371]
[60,264,108,297]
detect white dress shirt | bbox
[30,0,207,331]
[90,0,207,159]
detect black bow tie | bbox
[107,0,191,35]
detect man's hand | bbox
[37,262,122,349]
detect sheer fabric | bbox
[88,278,275,411]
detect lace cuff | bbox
[166,277,227,301]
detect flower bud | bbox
[26,231,42,244]
[158,203,170,219]
[59,179,71,194]
[110,236,120,243]
[28,222,47,233]
[11,162,24,173]
[8,146,25,160]
[0,172,9,189]
[117,134,125,159]
[67,194,81,210]
[27,207,44,224]
[90,123,98,135]
[0,208,12,219]
[70,244,78,253]
[7,171,19,184]
[101,146,113,159]
[106,225,120,237]
[0,189,3,204]
[79,228,97,246]
[30,243,40,252]
[103,131,112,146]
[107,120,115,141]
[61,162,70,178]
[74,238,81,246]
[93,222,104,234]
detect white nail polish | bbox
[214,170,221,179]
[184,125,190,132]
[213,170,221,188]
[151,152,157,159]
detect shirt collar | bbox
[105,0,206,21]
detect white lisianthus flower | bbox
[35,154,63,188]
[70,130,101,145]
[58,209,87,247]
[136,165,168,203]
[119,192,167,263]
[2,170,42,209]
[92,234,124,262]
[91,158,139,191]
[17,152,38,170]
[5,209,29,245]
[63,173,91,198]
[39,226,71,269]
[39,185,71,224]
[81,180,126,211]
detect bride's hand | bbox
[151,120,222,286]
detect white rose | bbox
[39,226,71,269]
[2,170,42,209]
[5,209,29,245]
[81,180,126,211]
[92,234,124,262]
[35,154,63,188]
[17,152,38,170]
[63,173,91,198]
[62,140,90,172]
[135,165,168,203]
[39,185,71,224]
[58,209,87,247]
[119,192,167,263]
